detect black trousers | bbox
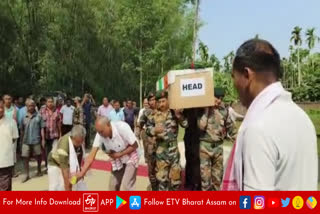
[45,139,55,167]
[183,109,201,190]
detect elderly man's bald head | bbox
[95,116,112,138]
[96,116,110,126]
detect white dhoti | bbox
[48,165,87,191]
[48,165,65,191]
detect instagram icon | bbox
[254,196,265,210]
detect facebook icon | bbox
[240,196,251,209]
[129,196,141,210]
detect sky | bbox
[198,0,320,60]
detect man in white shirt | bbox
[0,100,19,191]
[75,117,139,190]
[97,97,114,118]
[137,98,149,126]
[222,39,318,191]
[60,98,75,135]
[136,97,149,141]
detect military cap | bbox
[156,90,168,100]
[214,87,225,98]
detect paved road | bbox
[12,142,233,191]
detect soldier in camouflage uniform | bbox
[198,88,236,191]
[138,92,158,190]
[146,90,186,191]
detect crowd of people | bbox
[0,39,318,191]
[0,85,240,191]
[0,93,142,190]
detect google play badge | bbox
[306,196,317,209]
[116,196,127,209]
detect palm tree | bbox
[306,28,318,72]
[192,0,200,64]
[282,57,286,87]
[306,28,316,50]
[290,26,302,86]
[288,45,298,88]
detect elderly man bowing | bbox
[76,117,139,191]
[47,125,87,191]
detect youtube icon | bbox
[268,198,280,208]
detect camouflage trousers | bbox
[141,130,158,191]
[199,141,223,191]
[156,141,181,191]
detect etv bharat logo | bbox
[83,193,99,212]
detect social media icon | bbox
[306,196,317,209]
[239,196,251,209]
[292,196,304,210]
[130,196,141,210]
[268,198,280,208]
[116,196,127,209]
[281,198,290,207]
[254,196,265,210]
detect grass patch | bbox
[307,109,320,133]
[305,109,320,156]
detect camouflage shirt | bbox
[146,109,187,143]
[198,104,236,143]
[139,108,154,129]
[73,106,85,126]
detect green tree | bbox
[210,54,221,72]
[306,28,318,72]
[222,51,234,73]
[114,0,194,104]
[0,0,196,105]
[197,41,209,62]
[291,26,303,86]
[306,28,317,50]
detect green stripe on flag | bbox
[157,78,164,91]
[159,78,163,90]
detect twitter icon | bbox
[281,198,290,207]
